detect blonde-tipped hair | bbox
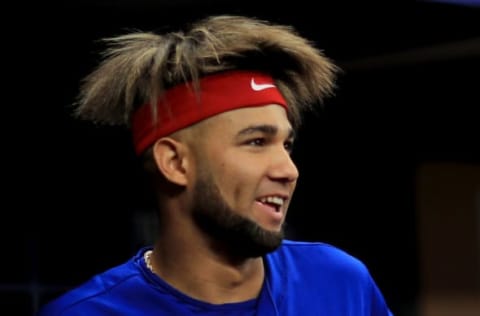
[75,15,340,129]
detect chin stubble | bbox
[192,175,284,258]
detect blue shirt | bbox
[38,240,393,315]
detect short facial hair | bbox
[191,172,285,259]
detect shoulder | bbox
[272,240,367,267]
[268,240,370,280]
[265,240,393,315]
[37,251,146,316]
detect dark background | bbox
[7,1,479,315]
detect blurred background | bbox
[7,0,479,315]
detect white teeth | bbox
[260,196,284,206]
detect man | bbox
[39,15,393,315]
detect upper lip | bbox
[257,193,290,206]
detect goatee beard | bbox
[192,176,284,259]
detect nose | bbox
[269,147,299,183]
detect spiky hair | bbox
[74,15,340,129]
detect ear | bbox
[152,137,189,186]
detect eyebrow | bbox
[237,124,295,139]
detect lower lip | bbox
[255,201,283,224]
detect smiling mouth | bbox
[258,196,285,212]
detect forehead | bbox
[203,104,292,133]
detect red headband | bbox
[131,70,288,155]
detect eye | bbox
[248,138,266,146]
[284,140,294,153]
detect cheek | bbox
[218,159,245,183]
[215,155,259,196]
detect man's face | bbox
[190,104,298,258]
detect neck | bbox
[149,225,265,304]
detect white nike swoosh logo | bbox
[250,78,276,91]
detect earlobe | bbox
[152,137,188,186]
